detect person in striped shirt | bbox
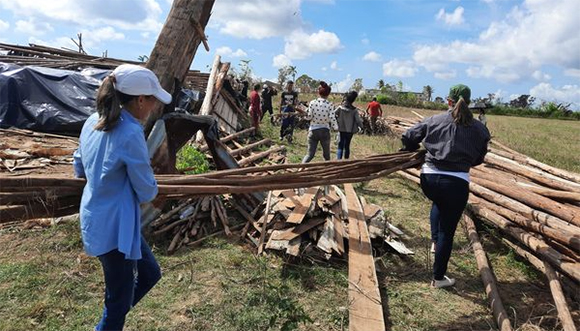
[302,81,338,163]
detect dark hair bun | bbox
[320,81,328,88]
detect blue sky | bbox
[0,0,579,107]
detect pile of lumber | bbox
[0,151,425,223]
[0,128,77,174]
[244,185,411,258]
[399,140,580,330]
[149,195,244,253]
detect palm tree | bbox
[423,85,433,102]
[377,79,385,89]
[288,65,297,82]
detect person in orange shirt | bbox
[365,97,383,134]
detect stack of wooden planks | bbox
[399,139,580,331]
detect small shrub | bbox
[176,145,210,174]
[376,94,397,105]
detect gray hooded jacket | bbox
[335,105,363,133]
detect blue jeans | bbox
[420,174,469,280]
[95,238,161,331]
[336,132,354,159]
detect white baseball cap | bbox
[112,64,172,104]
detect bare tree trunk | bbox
[144,0,215,134]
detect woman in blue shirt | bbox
[73,64,171,331]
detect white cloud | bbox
[28,36,77,50]
[216,46,248,58]
[15,18,54,36]
[530,83,580,107]
[415,0,580,83]
[212,0,303,39]
[321,67,327,71]
[0,19,8,33]
[284,30,342,60]
[434,70,457,80]
[532,70,551,81]
[436,7,465,26]
[382,59,418,78]
[272,54,292,68]
[361,38,370,45]
[363,51,382,62]
[334,74,353,93]
[0,0,163,32]
[564,69,580,79]
[141,32,151,39]
[79,27,125,50]
[329,61,342,71]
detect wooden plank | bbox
[316,217,336,254]
[286,187,318,224]
[286,237,302,256]
[333,214,345,255]
[269,217,326,241]
[385,238,414,255]
[344,184,385,331]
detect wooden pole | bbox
[144,0,216,134]
[195,54,221,143]
[257,191,273,254]
[543,260,578,331]
[463,213,513,331]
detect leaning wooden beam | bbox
[463,212,513,331]
[257,191,273,255]
[196,54,222,143]
[238,146,286,167]
[543,260,578,331]
[229,138,272,158]
[198,127,255,152]
[144,0,216,134]
[344,184,385,331]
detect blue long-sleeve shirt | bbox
[73,109,157,260]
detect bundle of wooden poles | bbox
[398,140,580,330]
[0,151,425,223]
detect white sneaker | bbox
[430,242,436,254]
[431,276,456,288]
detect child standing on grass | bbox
[73,64,172,331]
[335,91,363,159]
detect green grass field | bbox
[1,106,578,331]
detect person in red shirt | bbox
[249,84,262,134]
[365,97,383,134]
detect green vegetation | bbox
[176,144,211,174]
[0,109,577,330]
[487,102,580,120]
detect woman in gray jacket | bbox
[335,91,363,159]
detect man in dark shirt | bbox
[279,80,299,140]
[260,84,277,124]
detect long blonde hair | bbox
[451,97,473,126]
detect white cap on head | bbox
[112,64,172,105]
[263,84,268,89]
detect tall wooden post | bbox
[144,0,215,134]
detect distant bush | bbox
[376,94,397,105]
[487,102,580,120]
